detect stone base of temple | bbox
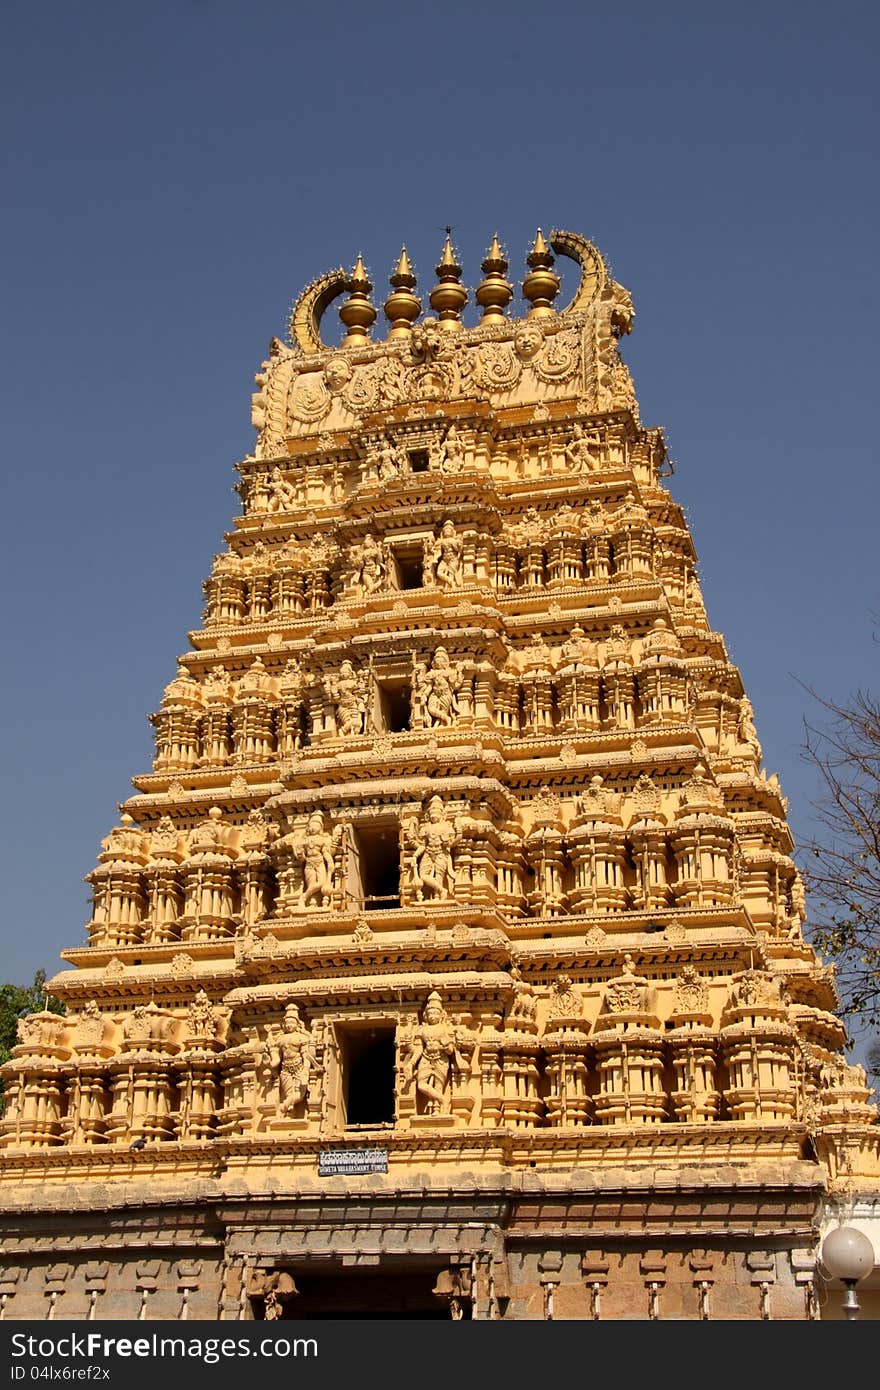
[0,1167,858,1321]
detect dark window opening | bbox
[379,682,411,732]
[356,823,401,910]
[281,1269,455,1319]
[409,449,430,473]
[297,703,311,747]
[341,1026,396,1126]
[395,551,423,589]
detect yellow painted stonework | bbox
[1,230,878,1321]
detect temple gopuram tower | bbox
[2,229,879,1321]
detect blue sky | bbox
[1,2,878,1049]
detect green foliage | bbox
[0,970,65,1089]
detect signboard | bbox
[318,1147,389,1176]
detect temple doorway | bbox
[281,1268,454,1319]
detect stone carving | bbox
[289,371,331,424]
[290,812,339,908]
[546,974,581,1022]
[737,695,763,760]
[424,520,464,588]
[405,796,457,901]
[534,329,578,383]
[514,323,543,361]
[474,342,520,391]
[325,659,370,737]
[403,991,468,1115]
[603,955,649,1014]
[263,1003,317,1117]
[72,1001,105,1049]
[122,1002,174,1048]
[412,647,465,728]
[322,355,352,393]
[507,966,539,1027]
[170,953,195,977]
[438,424,466,473]
[728,970,782,1009]
[673,964,709,1016]
[372,435,400,482]
[267,466,298,513]
[186,990,217,1043]
[350,533,389,595]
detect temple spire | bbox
[429,228,467,329]
[522,228,561,317]
[383,246,421,338]
[475,234,513,323]
[339,254,377,344]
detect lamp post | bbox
[821,1226,875,1320]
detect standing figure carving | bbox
[412,647,464,728]
[264,1002,317,1117]
[294,811,338,908]
[439,425,465,473]
[325,658,369,737]
[405,795,457,901]
[424,520,464,588]
[351,533,388,596]
[267,466,298,512]
[374,435,399,481]
[563,423,599,473]
[404,991,466,1115]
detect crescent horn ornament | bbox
[549,229,607,315]
[289,266,347,354]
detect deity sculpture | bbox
[737,695,763,760]
[403,991,467,1115]
[563,423,599,473]
[423,520,464,588]
[293,811,338,908]
[325,659,369,737]
[405,796,457,901]
[374,435,399,481]
[267,466,298,512]
[351,533,388,596]
[263,1002,317,1117]
[438,425,465,473]
[412,647,464,728]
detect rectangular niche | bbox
[352,821,401,911]
[392,546,423,590]
[377,680,411,733]
[338,1023,397,1127]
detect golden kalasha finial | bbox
[475,234,513,323]
[522,228,561,318]
[384,246,421,338]
[339,254,377,344]
[429,229,468,330]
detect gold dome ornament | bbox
[522,229,561,318]
[475,235,514,323]
[429,230,468,330]
[383,247,421,339]
[339,255,377,345]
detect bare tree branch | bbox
[798,683,880,1028]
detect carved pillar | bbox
[670,812,736,907]
[592,963,666,1125]
[602,663,636,730]
[567,782,629,912]
[542,979,591,1127]
[665,967,719,1123]
[86,816,149,948]
[151,667,203,771]
[627,814,672,911]
[525,820,567,917]
[720,970,797,1123]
